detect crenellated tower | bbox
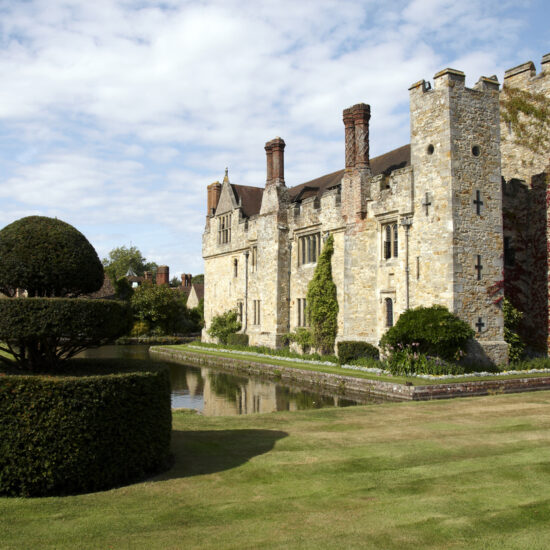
[409,68,507,364]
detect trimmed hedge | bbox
[0,359,172,497]
[338,341,380,364]
[0,298,132,370]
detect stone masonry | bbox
[202,55,550,365]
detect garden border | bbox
[150,346,550,401]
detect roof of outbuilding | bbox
[228,143,411,217]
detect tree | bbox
[170,276,181,287]
[102,245,158,282]
[191,274,204,285]
[130,282,197,334]
[306,234,338,354]
[0,216,131,371]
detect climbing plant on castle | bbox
[500,86,550,155]
[306,234,338,355]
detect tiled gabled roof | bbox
[230,143,411,217]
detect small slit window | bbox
[385,298,393,328]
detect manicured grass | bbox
[167,344,550,386]
[2,392,550,548]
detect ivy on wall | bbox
[500,86,550,155]
[306,234,338,354]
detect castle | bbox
[202,54,550,365]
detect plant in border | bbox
[284,328,313,353]
[306,234,338,355]
[503,297,525,363]
[208,309,242,345]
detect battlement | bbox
[503,54,550,87]
[410,68,499,97]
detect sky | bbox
[0,0,548,278]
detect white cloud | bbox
[0,0,542,276]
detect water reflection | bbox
[78,345,380,416]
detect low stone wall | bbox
[150,347,550,401]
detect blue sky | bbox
[0,0,548,278]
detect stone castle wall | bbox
[202,55,550,364]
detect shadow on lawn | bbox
[155,429,289,479]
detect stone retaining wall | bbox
[150,347,550,401]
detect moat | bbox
[80,345,381,415]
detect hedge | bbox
[338,341,380,364]
[0,359,172,497]
[226,333,249,347]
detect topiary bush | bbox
[0,216,104,298]
[380,305,474,362]
[338,341,379,364]
[0,359,172,497]
[0,216,131,371]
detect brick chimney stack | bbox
[265,137,285,186]
[343,107,355,171]
[157,265,169,285]
[271,137,285,185]
[353,103,370,169]
[207,181,222,216]
[181,273,192,287]
[265,141,273,184]
[343,103,370,171]
[144,271,153,282]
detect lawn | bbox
[2,392,550,549]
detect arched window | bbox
[385,298,393,327]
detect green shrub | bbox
[0,298,132,371]
[338,341,379,364]
[208,310,241,344]
[503,298,525,363]
[284,328,313,353]
[0,216,103,298]
[306,234,338,354]
[0,359,172,497]
[226,333,249,346]
[131,320,150,336]
[380,305,474,361]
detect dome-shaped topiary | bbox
[380,305,474,361]
[0,216,103,297]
